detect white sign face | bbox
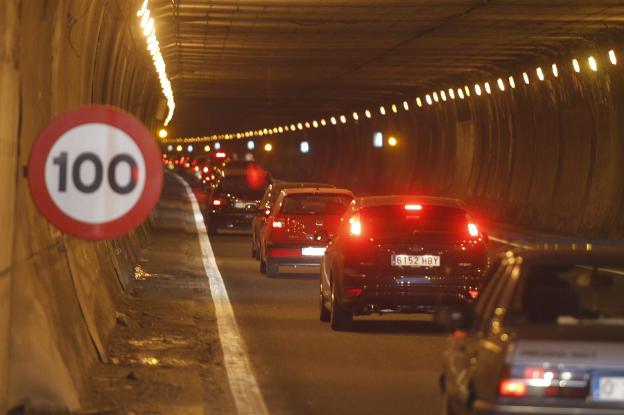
[44,123,146,224]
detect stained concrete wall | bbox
[0,0,161,412]
[256,58,624,238]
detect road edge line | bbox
[175,175,270,415]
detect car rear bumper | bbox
[209,210,255,228]
[266,243,326,267]
[473,399,624,415]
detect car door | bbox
[321,208,351,297]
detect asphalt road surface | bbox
[210,233,449,415]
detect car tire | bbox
[267,260,279,278]
[259,256,267,274]
[330,281,352,331]
[319,281,331,322]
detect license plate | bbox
[391,255,440,267]
[593,376,624,401]
[302,247,326,256]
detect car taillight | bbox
[215,152,226,158]
[467,223,479,237]
[405,204,422,211]
[349,216,362,236]
[498,364,589,399]
[467,289,479,300]
[212,199,223,206]
[272,220,284,229]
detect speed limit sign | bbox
[28,106,163,239]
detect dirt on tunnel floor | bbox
[84,175,236,415]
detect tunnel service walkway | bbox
[85,174,236,414]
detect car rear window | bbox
[358,205,469,238]
[219,175,267,197]
[280,194,352,215]
[507,265,624,326]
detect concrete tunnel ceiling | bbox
[149,0,624,137]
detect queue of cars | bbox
[175,154,624,413]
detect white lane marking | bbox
[175,175,269,415]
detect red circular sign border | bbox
[28,105,163,240]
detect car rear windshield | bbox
[507,265,624,326]
[280,194,352,215]
[219,175,267,196]
[359,205,469,238]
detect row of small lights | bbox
[137,0,175,126]
[162,49,619,144]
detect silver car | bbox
[440,248,624,414]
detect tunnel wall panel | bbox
[256,61,624,238]
[1,0,161,412]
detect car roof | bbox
[273,182,335,192]
[281,187,353,196]
[354,195,465,209]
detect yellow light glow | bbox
[536,67,545,81]
[388,136,397,146]
[474,84,482,96]
[440,90,447,101]
[290,124,296,130]
[433,92,439,102]
[497,78,505,91]
[508,76,516,88]
[278,126,284,133]
[551,63,558,77]
[340,115,347,123]
[416,97,423,107]
[264,143,273,152]
[609,50,617,65]
[263,128,269,134]
[403,101,409,110]
[313,120,319,128]
[304,122,310,129]
[426,94,433,105]
[464,85,471,97]
[448,89,455,99]
[204,145,210,152]
[321,119,327,126]
[457,88,465,99]
[176,145,182,152]
[484,82,491,94]
[572,59,580,73]
[380,106,386,115]
[331,116,337,125]
[365,109,372,118]
[391,104,398,113]
[523,72,530,84]
[158,128,168,138]
[588,56,598,71]
[353,112,359,120]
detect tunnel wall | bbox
[1,0,161,412]
[255,59,624,238]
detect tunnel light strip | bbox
[137,0,175,126]
[163,48,621,144]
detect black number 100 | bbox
[52,152,138,194]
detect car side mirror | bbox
[436,303,475,332]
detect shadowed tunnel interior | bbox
[2,0,624,412]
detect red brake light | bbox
[467,223,479,237]
[499,380,527,397]
[467,289,479,300]
[405,204,422,211]
[344,288,363,298]
[349,216,362,236]
[212,199,222,206]
[216,152,226,158]
[272,220,283,229]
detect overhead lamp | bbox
[474,84,482,96]
[464,85,471,97]
[391,104,398,113]
[176,145,182,152]
[204,145,210,152]
[416,97,423,107]
[297,123,303,130]
[588,56,598,71]
[304,122,311,128]
[508,76,516,88]
[388,136,398,147]
[313,120,319,128]
[214,142,221,150]
[158,128,168,139]
[551,63,558,77]
[263,128,269,134]
[247,140,255,150]
[365,109,372,118]
[339,115,346,123]
[497,78,505,91]
[403,100,410,110]
[523,72,530,84]
[379,106,386,115]
[425,94,433,105]
[187,145,193,152]
[353,112,359,120]
[321,119,327,126]
[440,90,447,101]
[300,141,310,154]
[448,89,455,99]
[278,126,284,133]
[484,82,491,94]
[330,116,337,125]
[457,88,465,99]
[609,50,617,65]
[290,124,296,130]
[536,67,545,81]
[572,58,581,73]
[264,143,273,152]
[166,144,173,152]
[433,92,439,102]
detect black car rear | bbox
[321,196,488,330]
[207,174,270,234]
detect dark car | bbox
[320,195,488,330]
[440,248,624,415]
[206,170,271,234]
[251,181,336,259]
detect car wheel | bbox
[259,256,267,274]
[267,260,279,278]
[330,281,352,331]
[319,281,331,322]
